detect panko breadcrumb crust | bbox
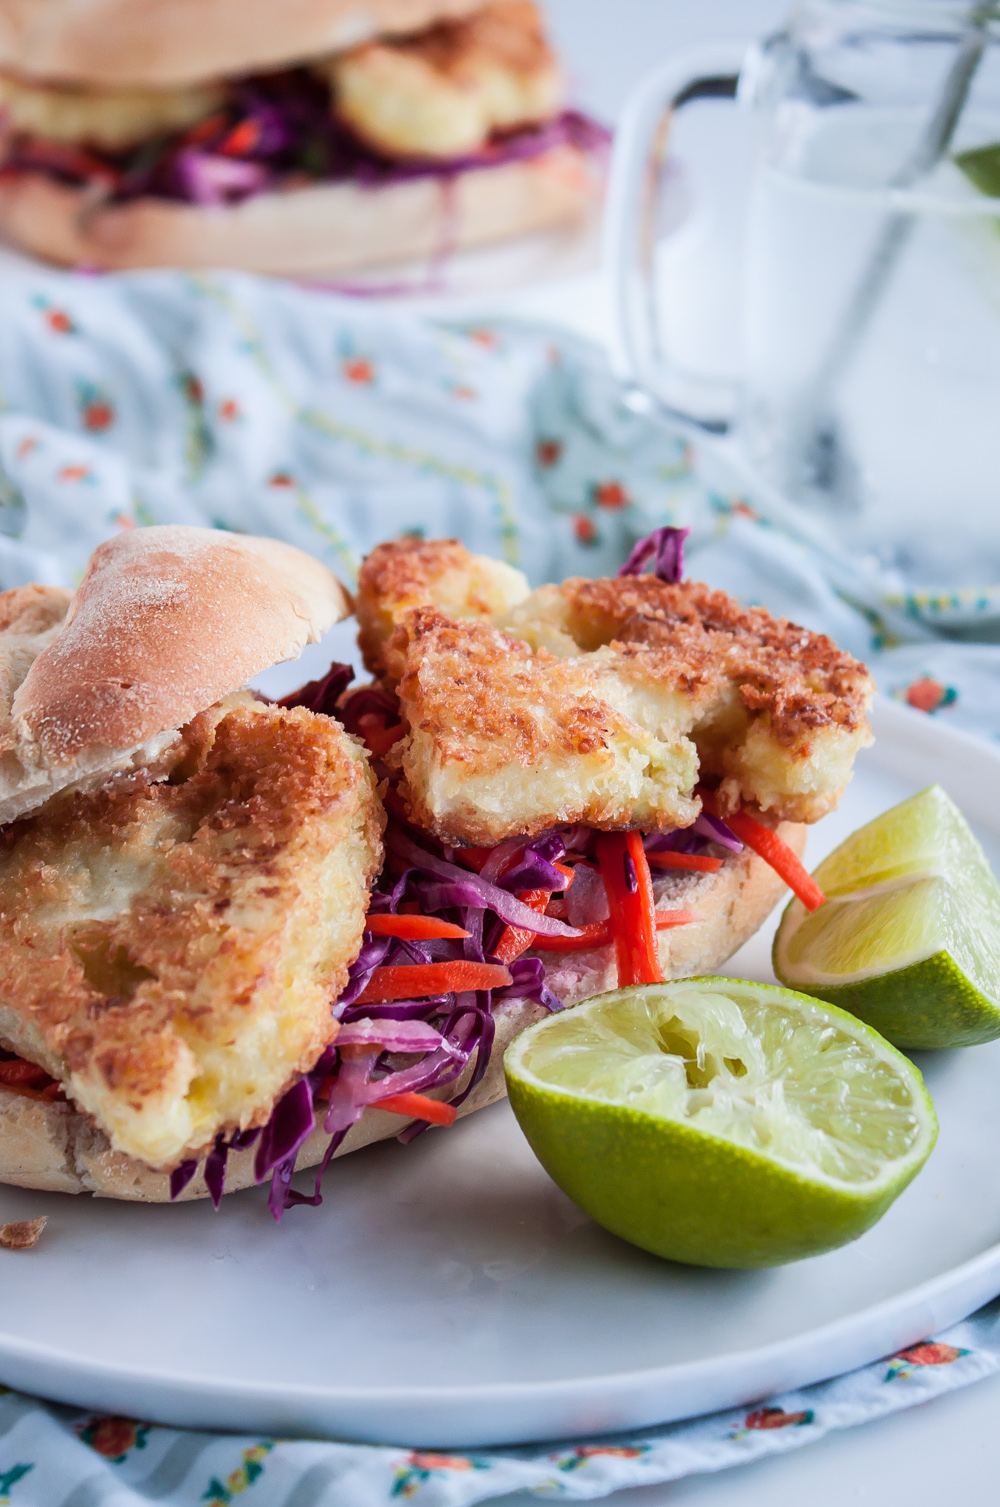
[359,537,874,840]
[0,697,383,1171]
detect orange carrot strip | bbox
[0,1059,53,1088]
[358,715,405,757]
[700,792,826,912]
[646,852,723,873]
[353,961,513,1004]
[596,832,664,986]
[532,909,697,954]
[365,914,470,940]
[376,1092,457,1126]
[493,889,550,965]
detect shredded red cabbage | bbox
[0,60,609,209]
[279,661,354,716]
[618,526,691,583]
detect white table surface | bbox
[486,1,1000,1500]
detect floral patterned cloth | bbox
[2,264,1000,1503]
[1,1302,999,1505]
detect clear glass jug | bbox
[606,1,1000,635]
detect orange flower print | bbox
[82,400,114,432]
[58,464,93,483]
[536,438,562,467]
[218,398,241,422]
[184,374,204,405]
[111,512,136,530]
[78,1415,150,1462]
[342,356,375,385]
[46,308,75,334]
[886,1340,968,1379]
[574,514,598,546]
[448,383,477,401]
[408,1453,473,1471]
[743,1406,814,1430]
[15,436,38,460]
[903,677,956,714]
[593,480,630,510]
[553,1444,649,1471]
[466,327,498,348]
[731,499,759,521]
[269,471,295,488]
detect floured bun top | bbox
[0,525,351,825]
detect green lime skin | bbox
[788,951,1000,1050]
[505,979,937,1270]
[506,1075,923,1269]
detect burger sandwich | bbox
[0,524,875,1216]
[0,0,607,275]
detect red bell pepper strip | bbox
[358,714,405,757]
[700,791,826,912]
[596,832,664,986]
[352,961,513,1004]
[453,846,495,873]
[531,910,697,953]
[646,851,723,873]
[365,914,470,940]
[375,1092,457,1126]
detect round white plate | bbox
[1,698,1000,1448]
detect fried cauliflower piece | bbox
[322,1,563,161]
[357,535,529,681]
[502,575,874,823]
[386,607,723,844]
[362,536,874,835]
[0,699,382,1172]
[0,71,225,151]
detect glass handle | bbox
[603,42,752,433]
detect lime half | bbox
[505,978,936,1269]
[774,785,1000,1048]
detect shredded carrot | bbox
[552,861,575,888]
[376,1092,457,1126]
[700,791,826,912]
[493,889,550,964]
[0,1059,53,1088]
[646,851,723,873]
[531,910,697,953]
[219,117,260,156]
[365,914,470,940]
[596,832,664,986]
[352,961,513,1004]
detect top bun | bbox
[0,0,484,87]
[0,525,350,825]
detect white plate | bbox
[2,698,1000,1448]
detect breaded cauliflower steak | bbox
[357,535,529,681]
[502,575,873,822]
[0,699,383,1172]
[323,1,563,161]
[386,607,717,843]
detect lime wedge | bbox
[774,785,1000,1048]
[505,979,936,1268]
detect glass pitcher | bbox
[606,1,1000,634]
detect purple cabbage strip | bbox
[623,850,638,894]
[618,526,691,584]
[335,1019,455,1054]
[692,811,743,853]
[387,830,579,938]
[203,1134,229,1211]
[280,661,354,717]
[253,1078,315,1190]
[169,1160,197,1199]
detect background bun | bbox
[0,144,596,276]
[0,0,484,87]
[0,830,804,1201]
[0,525,350,825]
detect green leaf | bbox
[955,141,1000,197]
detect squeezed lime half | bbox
[505,978,936,1269]
[774,785,1000,1048]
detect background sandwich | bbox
[0,0,606,275]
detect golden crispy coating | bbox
[0,700,382,1171]
[362,536,873,836]
[323,1,563,161]
[387,607,711,844]
[0,70,225,149]
[502,575,874,821]
[357,536,529,681]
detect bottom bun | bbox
[0,143,597,276]
[0,823,804,1202]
